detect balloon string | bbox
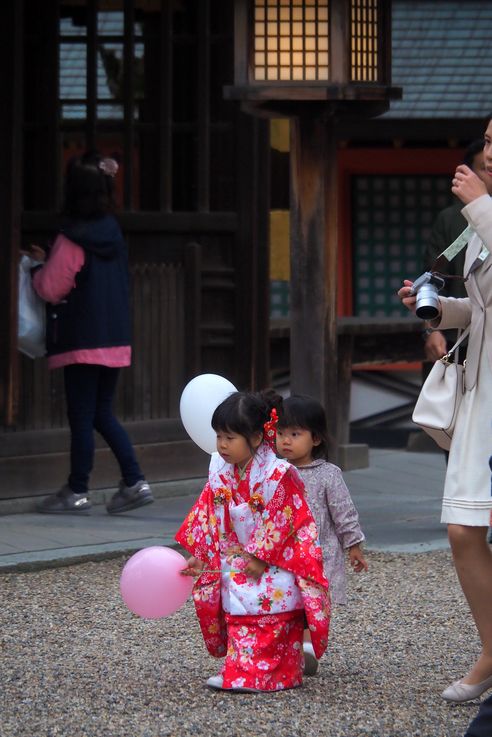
[204,569,242,574]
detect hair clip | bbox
[98,158,119,177]
[263,408,278,450]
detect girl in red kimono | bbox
[177,390,330,693]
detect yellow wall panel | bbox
[270,210,290,280]
[270,119,290,153]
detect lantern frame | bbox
[224,0,401,116]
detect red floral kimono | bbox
[175,442,330,691]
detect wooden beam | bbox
[0,0,23,426]
[337,333,353,446]
[235,111,271,391]
[23,211,238,233]
[197,0,211,212]
[330,0,350,84]
[233,0,249,86]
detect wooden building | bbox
[1,0,271,507]
[1,0,491,506]
[269,0,492,447]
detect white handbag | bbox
[412,327,470,451]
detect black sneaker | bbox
[37,485,91,514]
[106,479,154,514]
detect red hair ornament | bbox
[263,408,278,451]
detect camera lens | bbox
[415,284,440,320]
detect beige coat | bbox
[436,194,492,390]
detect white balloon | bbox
[180,374,238,454]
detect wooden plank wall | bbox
[120,261,185,421]
[15,255,195,431]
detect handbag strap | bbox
[441,325,470,364]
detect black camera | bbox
[408,272,445,320]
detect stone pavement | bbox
[0,448,448,572]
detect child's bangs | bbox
[211,393,245,435]
[277,402,310,431]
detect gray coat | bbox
[296,459,365,605]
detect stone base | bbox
[337,443,369,471]
[0,475,207,515]
[0,420,210,513]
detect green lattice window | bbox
[352,175,453,317]
[270,280,290,319]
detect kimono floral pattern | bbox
[222,611,304,691]
[175,442,330,672]
[220,548,304,617]
[296,459,365,605]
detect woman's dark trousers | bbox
[64,364,143,494]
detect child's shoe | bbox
[303,642,319,676]
[206,675,225,690]
[206,675,261,693]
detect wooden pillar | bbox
[0,0,23,426]
[337,333,353,446]
[236,112,271,392]
[290,114,339,457]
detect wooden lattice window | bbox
[350,0,379,82]
[253,0,329,82]
[352,175,454,317]
[23,0,236,214]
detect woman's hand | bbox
[397,279,417,313]
[452,164,488,205]
[180,556,206,577]
[21,244,46,263]
[424,330,447,362]
[244,555,267,581]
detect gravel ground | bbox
[0,550,486,737]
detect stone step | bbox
[0,438,209,513]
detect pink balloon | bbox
[120,546,193,619]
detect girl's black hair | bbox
[62,150,116,220]
[277,394,330,460]
[212,389,283,451]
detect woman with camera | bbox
[399,119,492,704]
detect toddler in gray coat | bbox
[276,394,368,675]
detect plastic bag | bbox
[18,255,46,359]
